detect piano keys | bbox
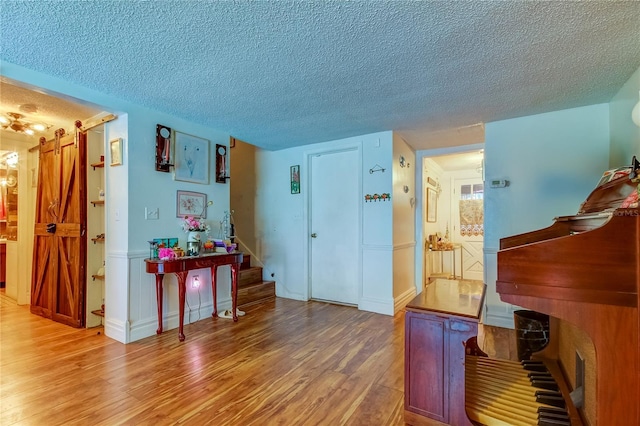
[465,356,579,426]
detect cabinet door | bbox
[404,311,448,423]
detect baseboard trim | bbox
[359,296,394,316]
[394,287,417,314]
[127,299,233,343]
[104,317,128,343]
[484,306,515,329]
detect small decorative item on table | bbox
[203,238,215,253]
[181,216,209,256]
[213,239,227,253]
[158,247,176,260]
[148,240,159,259]
[187,231,201,256]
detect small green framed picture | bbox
[291,165,300,194]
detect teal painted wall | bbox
[483,104,610,327]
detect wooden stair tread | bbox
[235,253,275,308]
[237,280,275,308]
[238,266,264,287]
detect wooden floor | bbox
[0,293,406,425]
[0,289,516,426]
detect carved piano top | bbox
[496,157,640,425]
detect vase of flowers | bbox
[181,216,209,256]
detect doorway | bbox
[424,149,485,284]
[309,148,359,305]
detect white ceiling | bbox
[1,1,639,152]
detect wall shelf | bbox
[91,237,105,244]
[90,161,105,170]
[91,309,105,317]
[91,274,105,281]
[90,200,105,206]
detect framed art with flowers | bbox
[176,190,207,218]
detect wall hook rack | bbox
[369,164,386,174]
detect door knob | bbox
[311,233,317,238]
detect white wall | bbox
[391,134,416,308]
[2,61,233,343]
[609,65,640,166]
[256,131,405,315]
[483,104,610,327]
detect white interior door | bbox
[310,149,359,305]
[452,177,484,281]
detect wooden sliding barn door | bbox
[31,129,87,328]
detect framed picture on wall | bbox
[426,187,437,222]
[174,131,209,184]
[109,138,123,166]
[291,165,300,194]
[176,190,207,218]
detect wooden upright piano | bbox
[406,157,639,425]
[477,157,639,425]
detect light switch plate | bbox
[145,207,159,220]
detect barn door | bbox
[31,129,87,327]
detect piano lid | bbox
[578,155,639,214]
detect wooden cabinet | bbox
[404,279,485,426]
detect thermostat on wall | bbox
[490,179,509,188]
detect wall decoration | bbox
[176,190,207,218]
[291,165,300,194]
[155,124,173,172]
[174,131,209,184]
[109,138,123,166]
[427,187,437,222]
[369,164,386,174]
[215,144,229,183]
[364,193,390,202]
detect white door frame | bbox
[303,143,363,305]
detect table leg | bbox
[453,249,457,279]
[231,262,240,322]
[175,271,189,341]
[154,274,164,335]
[210,265,219,318]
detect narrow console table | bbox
[429,243,463,280]
[404,278,485,425]
[144,251,243,341]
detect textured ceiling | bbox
[1,1,639,151]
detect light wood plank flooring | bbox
[1,294,406,425]
[0,290,515,426]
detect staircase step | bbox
[239,266,263,287]
[237,280,275,308]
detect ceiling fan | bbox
[0,112,50,135]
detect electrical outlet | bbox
[191,275,200,289]
[145,207,159,220]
